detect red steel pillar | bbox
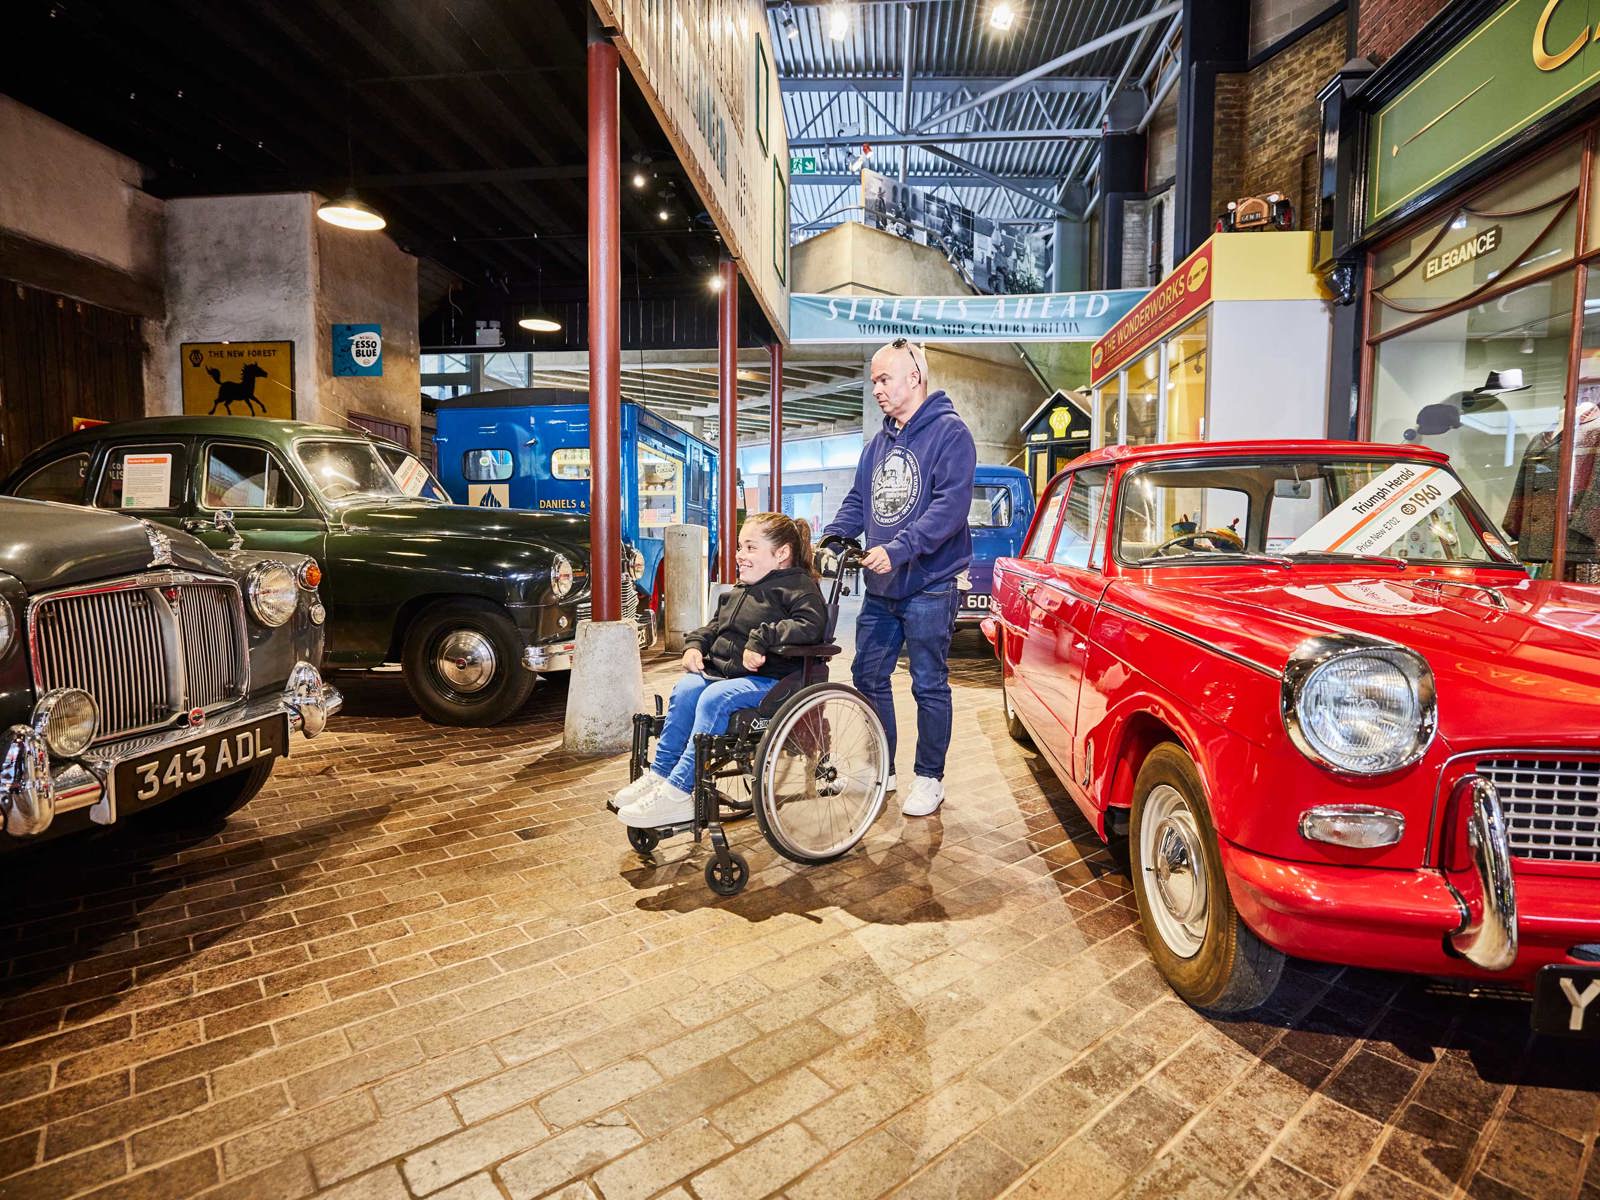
[768,342,783,512]
[717,257,739,582]
[586,32,621,621]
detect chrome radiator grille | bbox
[1476,757,1600,864]
[575,564,639,626]
[31,577,247,742]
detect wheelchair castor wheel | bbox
[705,852,749,896]
[627,827,660,855]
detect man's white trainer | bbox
[611,772,661,812]
[900,775,944,817]
[885,772,897,794]
[619,781,695,829]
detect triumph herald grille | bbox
[1476,757,1600,864]
[30,577,249,743]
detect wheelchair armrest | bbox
[778,643,841,658]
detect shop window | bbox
[1023,479,1067,558]
[968,486,1014,529]
[1165,315,1207,442]
[96,445,186,510]
[551,448,591,480]
[204,445,300,511]
[1125,351,1161,446]
[638,448,683,531]
[1370,269,1574,574]
[1098,381,1122,446]
[1052,468,1110,568]
[1369,142,1581,337]
[13,453,89,505]
[1559,270,1600,579]
[463,448,515,481]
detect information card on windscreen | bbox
[120,453,173,509]
[1285,463,1461,557]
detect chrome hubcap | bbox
[1141,783,1208,958]
[435,630,497,693]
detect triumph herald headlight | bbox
[550,553,575,600]
[246,561,299,627]
[1282,638,1436,775]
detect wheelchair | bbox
[620,538,890,897]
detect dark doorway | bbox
[0,283,144,476]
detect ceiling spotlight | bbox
[658,207,671,222]
[828,1,849,42]
[316,193,386,231]
[781,0,799,38]
[709,274,726,293]
[632,171,649,189]
[518,315,562,334]
[989,2,1016,31]
[1520,334,1536,354]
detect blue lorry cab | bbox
[958,464,1034,623]
[433,389,718,602]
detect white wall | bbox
[1206,300,1332,441]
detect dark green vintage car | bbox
[3,418,651,726]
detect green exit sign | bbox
[790,155,819,176]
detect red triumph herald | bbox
[983,439,1600,1034]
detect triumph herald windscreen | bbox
[1115,457,1521,568]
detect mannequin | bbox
[1503,394,1600,567]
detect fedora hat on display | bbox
[1473,368,1529,396]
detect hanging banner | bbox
[789,290,1146,344]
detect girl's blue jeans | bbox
[652,672,779,792]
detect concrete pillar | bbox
[562,621,645,755]
[662,524,709,653]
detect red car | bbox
[984,439,1600,1033]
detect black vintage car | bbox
[0,496,337,850]
[4,418,652,726]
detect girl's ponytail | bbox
[745,512,819,579]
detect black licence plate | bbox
[115,715,289,809]
[963,592,991,610]
[1531,964,1600,1037]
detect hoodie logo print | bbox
[872,448,921,525]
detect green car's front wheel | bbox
[402,599,536,726]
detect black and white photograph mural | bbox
[861,169,1047,295]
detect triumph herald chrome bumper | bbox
[1,662,341,838]
[1445,774,1520,972]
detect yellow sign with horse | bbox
[180,341,295,419]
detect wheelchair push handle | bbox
[816,535,867,604]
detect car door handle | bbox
[1018,581,1035,597]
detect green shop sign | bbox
[1367,0,1600,226]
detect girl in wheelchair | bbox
[614,513,827,830]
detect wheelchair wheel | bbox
[627,827,660,855]
[706,852,749,896]
[753,683,889,865]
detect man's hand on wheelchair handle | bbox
[681,647,705,674]
[861,545,893,574]
[742,647,766,672]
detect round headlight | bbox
[0,598,15,659]
[1283,639,1436,775]
[247,561,299,627]
[623,543,646,581]
[34,688,99,757]
[550,553,575,600]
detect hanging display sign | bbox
[1366,0,1600,226]
[789,290,1145,344]
[332,324,383,376]
[1091,242,1214,385]
[180,341,294,419]
[591,0,790,339]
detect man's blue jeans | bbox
[852,581,958,780]
[652,672,778,793]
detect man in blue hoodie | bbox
[825,338,976,817]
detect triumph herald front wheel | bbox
[1129,743,1284,1013]
[402,599,536,726]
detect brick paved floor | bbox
[0,629,1596,1200]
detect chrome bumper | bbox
[1446,775,1520,972]
[521,609,656,674]
[1,661,340,838]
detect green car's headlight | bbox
[0,597,15,659]
[1282,637,1436,775]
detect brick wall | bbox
[1357,0,1450,62]
[1211,17,1347,228]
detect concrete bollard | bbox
[562,619,645,756]
[663,524,709,653]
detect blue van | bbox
[433,389,718,603]
[959,464,1034,624]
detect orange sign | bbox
[1090,241,1214,386]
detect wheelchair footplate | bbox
[621,727,755,897]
